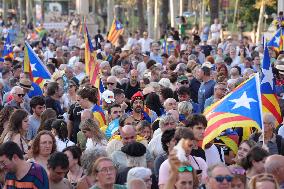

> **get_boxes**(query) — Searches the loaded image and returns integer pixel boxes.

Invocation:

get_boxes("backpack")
[251,132,284,155]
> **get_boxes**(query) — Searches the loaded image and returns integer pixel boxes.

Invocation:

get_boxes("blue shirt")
[198,80,216,112]
[150,53,163,64]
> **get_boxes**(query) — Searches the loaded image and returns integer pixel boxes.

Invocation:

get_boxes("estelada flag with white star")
[202,74,263,149]
[23,41,51,87]
[2,33,13,59]
[107,18,124,45]
[267,28,284,51]
[261,45,282,125]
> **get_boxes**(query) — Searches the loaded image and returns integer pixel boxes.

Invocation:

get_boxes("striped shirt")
[4,162,49,189]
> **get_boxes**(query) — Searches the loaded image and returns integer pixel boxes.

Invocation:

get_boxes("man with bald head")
[265,155,284,188]
[123,69,140,99]
[106,76,118,91]
[110,125,153,169]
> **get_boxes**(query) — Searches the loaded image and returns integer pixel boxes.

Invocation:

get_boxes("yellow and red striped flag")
[107,19,124,45]
[261,45,283,125]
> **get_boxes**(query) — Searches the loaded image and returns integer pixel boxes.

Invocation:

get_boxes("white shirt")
[148,133,164,158]
[138,38,153,52]
[86,138,107,151]
[210,23,221,40]
[230,56,242,67]
[68,56,80,67]
[204,144,224,167]
[75,72,86,82]
[55,136,75,152]
[44,49,54,62]
[137,61,147,80]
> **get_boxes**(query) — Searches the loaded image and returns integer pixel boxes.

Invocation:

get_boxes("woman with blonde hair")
[0,109,29,155]
[248,173,279,189]
[80,118,107,151]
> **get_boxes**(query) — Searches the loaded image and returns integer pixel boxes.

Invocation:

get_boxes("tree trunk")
[200,0,205,27]
[209,0,219,24]
[26,0,31,23]
[188,0,193,12]
[180,0,183,16]
[161,0,169,35]
[154,0,160,40]
[107,0,114,31]
[256,0,265,43]
[170,0,175,27]
[233,0,239,29]
[137,0,145,32]
[147,0,154,38]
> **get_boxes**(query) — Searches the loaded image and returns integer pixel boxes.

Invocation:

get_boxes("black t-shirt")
[45,96,64,117]
[68,103,83,143]
[191,147,206,161]
[201,45,213,57]
[122,82,140,100]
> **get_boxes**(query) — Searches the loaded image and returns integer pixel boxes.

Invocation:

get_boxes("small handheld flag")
[2,33,13,59]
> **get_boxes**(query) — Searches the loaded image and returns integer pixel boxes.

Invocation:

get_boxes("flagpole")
[255,72,266,148]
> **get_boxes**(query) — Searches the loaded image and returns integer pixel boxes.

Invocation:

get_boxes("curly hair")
[32,130,57,157]
[81,148,108,175]
[0,106,14,135]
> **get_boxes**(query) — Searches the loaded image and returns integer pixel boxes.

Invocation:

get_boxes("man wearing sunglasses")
[206,164,233,189]
[5,86,27,110]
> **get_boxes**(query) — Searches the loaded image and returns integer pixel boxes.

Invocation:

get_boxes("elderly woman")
[127,167,153,189]
[178,101,193,124]
[76,148,108,189]
[111,65,127,85]
[90,157,127,189]
[100,60,111,77]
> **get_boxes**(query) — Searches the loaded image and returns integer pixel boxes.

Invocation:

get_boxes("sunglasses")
[214,175,233,183]
[17,94,25,97]
[178,166,193,172]
[180,81,189,85]
[107,82,115,85]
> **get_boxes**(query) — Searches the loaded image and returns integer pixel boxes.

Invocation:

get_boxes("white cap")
[202,61,213,69]
[158,78,171,88]
[13,46,21,52]
[101,90,115,104]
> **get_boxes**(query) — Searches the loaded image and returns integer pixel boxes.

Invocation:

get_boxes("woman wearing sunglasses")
[165,149,199,189]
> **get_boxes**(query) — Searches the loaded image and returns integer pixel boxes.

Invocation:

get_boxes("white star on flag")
[30,63,37,71]
[274,36,280,45]
[261,67,274,89]
[5,44,11,51]
[229,91,257,110]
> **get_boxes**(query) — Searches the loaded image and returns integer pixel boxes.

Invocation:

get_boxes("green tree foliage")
[239,0,276,24]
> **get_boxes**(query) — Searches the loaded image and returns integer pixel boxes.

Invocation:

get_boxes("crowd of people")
[0,14,284,189]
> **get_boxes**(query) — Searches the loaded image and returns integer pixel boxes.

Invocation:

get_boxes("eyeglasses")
[214,175,233,183]
[17,94,25,97]
[178,166,193,172]
[97,166,116,174]
[180,81,189,85]
[107,82,115,85]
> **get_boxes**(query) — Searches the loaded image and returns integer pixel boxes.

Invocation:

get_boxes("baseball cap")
[177,75,188,83]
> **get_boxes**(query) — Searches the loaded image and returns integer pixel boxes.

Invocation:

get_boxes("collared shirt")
[258,134,279,155]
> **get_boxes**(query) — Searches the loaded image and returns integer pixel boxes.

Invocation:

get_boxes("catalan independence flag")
[261,45,282,125]
[84,20,104,102]
[202,74,263,149]
[24,41,51,87]
[107,19,124,45]
[267,28,284,51]
[2,34,13,59]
